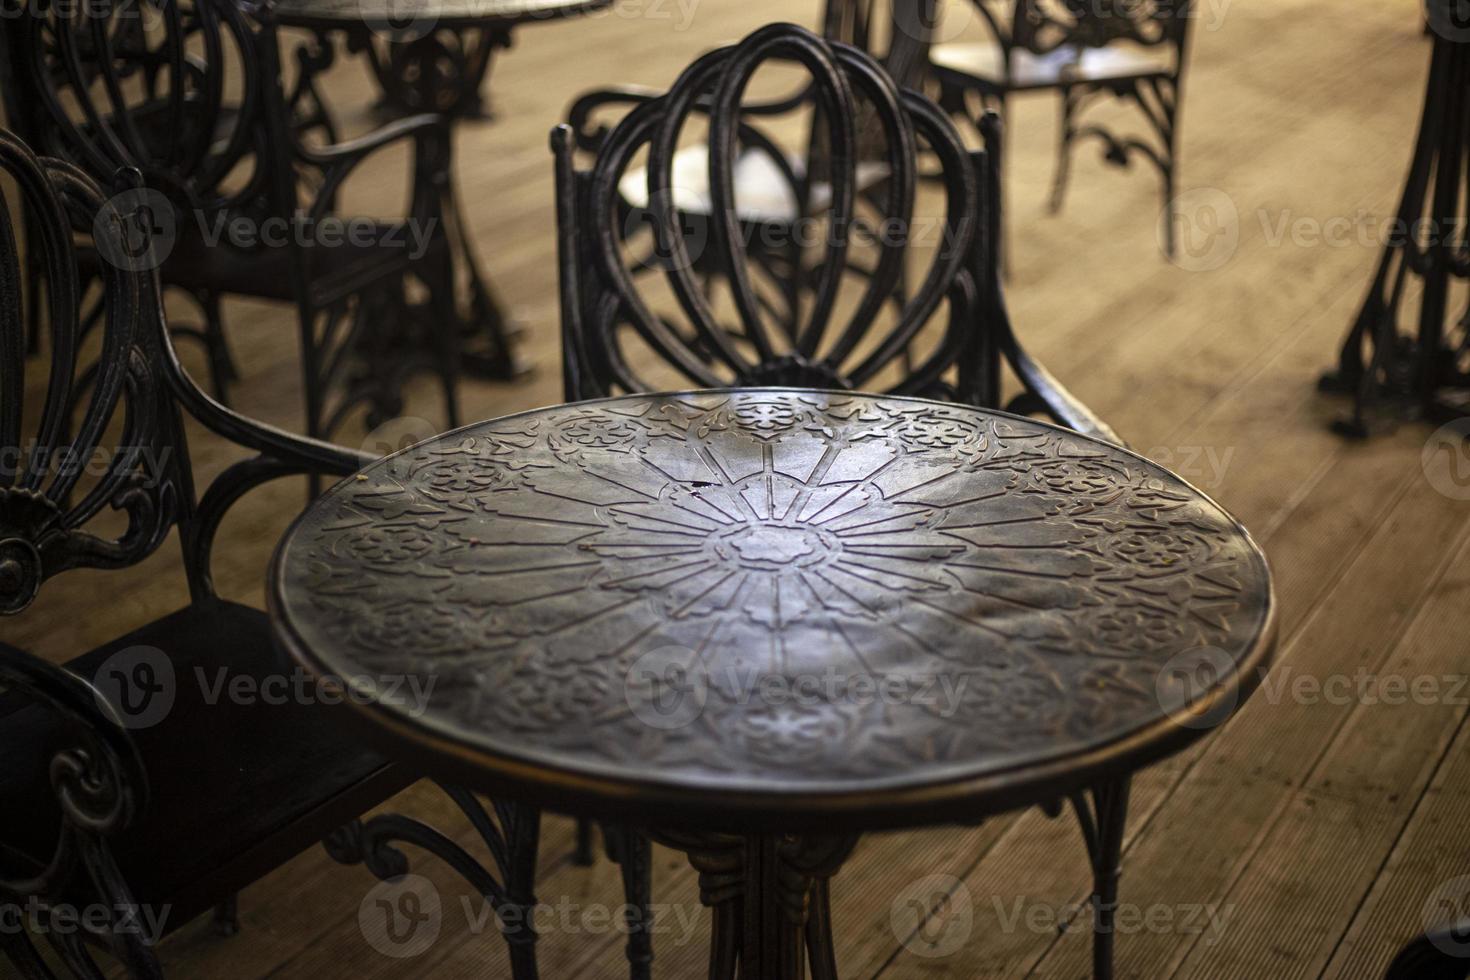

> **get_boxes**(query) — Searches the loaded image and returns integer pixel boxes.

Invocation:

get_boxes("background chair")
[928,0,1193,255]
[3,0,462,440]
[551,19,1124,976]
[0,129,414,978]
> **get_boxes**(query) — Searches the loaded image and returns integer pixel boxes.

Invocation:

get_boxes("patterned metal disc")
[271,390,1274,820]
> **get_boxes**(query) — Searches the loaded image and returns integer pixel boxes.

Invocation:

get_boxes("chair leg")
[1049,84,1079,215]
[604,825,654,980]
[573,817,596,866]
[805,878,839,980]
[296,301,326,498]
[1161,88,1181,260]
[212,894,239,937]
[1070,777,1131,980]
[425,263,463,430]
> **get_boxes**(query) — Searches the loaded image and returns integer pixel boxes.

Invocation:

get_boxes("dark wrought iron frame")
[0,132,454,978]
[1322,20,1470,434]
[5,0,468,442]
[929,0,1194,257]
[547,22,1130,978]
[561,0,938,337]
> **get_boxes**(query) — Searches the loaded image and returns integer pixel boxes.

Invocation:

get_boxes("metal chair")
[928,0,1193,255]
[0,129,422,978]
[551,20,1125,977]
[3,0,462,440]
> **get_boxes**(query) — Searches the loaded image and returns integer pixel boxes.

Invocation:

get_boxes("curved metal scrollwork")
[556,22,986,404]
[19,0,273,220]
[324,785,541,980]
[0,132,177,616]
[1011,0,1188,54]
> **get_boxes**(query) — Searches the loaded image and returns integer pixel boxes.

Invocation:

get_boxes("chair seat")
[929,41,1173,91]
[0,600,409,930]
[618,145,889,224]
[80,217,438,305]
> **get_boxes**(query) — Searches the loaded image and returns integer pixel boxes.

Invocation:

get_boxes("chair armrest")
[994,291,1125,447]
[294,112,453,225]
[1005,337,1125,447]
[0,645,146,896]
[566,86,665,152]
[154,278,372,477]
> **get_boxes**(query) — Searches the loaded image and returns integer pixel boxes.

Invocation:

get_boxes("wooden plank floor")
[9,0,1470,977]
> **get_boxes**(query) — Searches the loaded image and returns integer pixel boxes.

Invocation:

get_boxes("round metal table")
[270,389,1276,979]
[273,0,608,118]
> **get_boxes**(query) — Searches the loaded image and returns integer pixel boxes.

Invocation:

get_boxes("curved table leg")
[652,831,858,980]
[1071,776,1132,980]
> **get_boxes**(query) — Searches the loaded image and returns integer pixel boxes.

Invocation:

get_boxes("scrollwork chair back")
[13,0,284,230]
[554,22,1119,445]
[555,23,990,402]
[0,133,182,618]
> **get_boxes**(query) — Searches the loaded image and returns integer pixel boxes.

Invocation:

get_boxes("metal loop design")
[560,22,985,403]
[0,131,176,614]
[1011,0,1191,55]
[17,0,272,217]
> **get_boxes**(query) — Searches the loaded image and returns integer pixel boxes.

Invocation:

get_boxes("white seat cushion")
[929,41,1173,90]
[619,145,889,224]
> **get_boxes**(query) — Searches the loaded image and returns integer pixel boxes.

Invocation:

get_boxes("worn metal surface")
[273,389,1275,828]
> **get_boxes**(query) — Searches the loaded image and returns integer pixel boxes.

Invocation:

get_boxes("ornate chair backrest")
[0,125,367,618]
[1008,0,1193,56]
[5,0,296,224]
[0,130,186,616]
[554,23,999,405]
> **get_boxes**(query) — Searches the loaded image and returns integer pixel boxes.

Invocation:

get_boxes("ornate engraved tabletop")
[272,0,607,30]
[270,390,1275,830]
